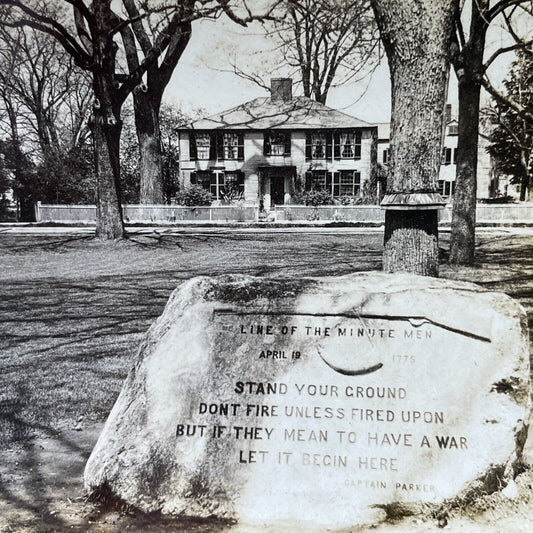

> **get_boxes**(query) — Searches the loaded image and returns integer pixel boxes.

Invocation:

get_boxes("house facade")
[177,79,378,209]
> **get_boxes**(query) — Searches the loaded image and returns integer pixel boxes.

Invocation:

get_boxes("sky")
[162,6,524,124]
[163,14,393,123]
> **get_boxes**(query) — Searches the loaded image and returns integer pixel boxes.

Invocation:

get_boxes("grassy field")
[1,228,533,532]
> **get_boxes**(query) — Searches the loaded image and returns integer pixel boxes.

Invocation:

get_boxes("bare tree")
[119,0,192,204]
[233,0,380,104]
[371,0,458,276]
[449,0,533,265]
[0,22,92,160]
[0,0,278,239]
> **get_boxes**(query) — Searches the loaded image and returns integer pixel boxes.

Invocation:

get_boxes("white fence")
[35,203,259,223]
[276,204,533,224]
[274,205,384,223]
[35,202,533,224]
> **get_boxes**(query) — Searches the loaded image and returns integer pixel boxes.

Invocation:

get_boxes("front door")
[270,176,285,206]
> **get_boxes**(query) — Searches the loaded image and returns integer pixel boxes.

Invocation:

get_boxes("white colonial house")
[177,79,378,209]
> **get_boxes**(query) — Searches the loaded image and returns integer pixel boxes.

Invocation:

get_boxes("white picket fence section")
[35,202,533,224]
[35,203,258,223]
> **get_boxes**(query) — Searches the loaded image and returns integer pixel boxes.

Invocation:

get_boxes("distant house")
[177,79,378,209]
[376,104,507,201]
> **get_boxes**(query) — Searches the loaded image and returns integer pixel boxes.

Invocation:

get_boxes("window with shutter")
[308,170,327,189]
[223,133,241,159]
[225,171,245,197]
[310,133,326,159]
[265,131,290,156]
[196,171,213,191]
[333,131,361,159]
[333,170,361,197]
[195,133,210,160]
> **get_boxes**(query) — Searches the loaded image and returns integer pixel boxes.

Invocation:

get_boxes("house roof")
[178,96,375,131]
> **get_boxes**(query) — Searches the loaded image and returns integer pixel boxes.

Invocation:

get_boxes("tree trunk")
[449,80,481,264]
[90,0,125,240]
[134,88,165,204]
[91,109,124,240]
[372,0,457,276]
[527,149,533,202]
[449,0,487,265]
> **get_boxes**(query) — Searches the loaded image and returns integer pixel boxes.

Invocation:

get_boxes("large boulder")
[85,273,530,529]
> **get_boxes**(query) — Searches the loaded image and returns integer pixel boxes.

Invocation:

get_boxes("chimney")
[271,78,292,102]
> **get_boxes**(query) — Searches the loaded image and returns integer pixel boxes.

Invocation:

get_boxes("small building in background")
[376,103,514,202]
[177,79,378,209]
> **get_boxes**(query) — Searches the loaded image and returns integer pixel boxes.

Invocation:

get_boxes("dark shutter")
[216,132,224,160]
[305,171,313,190]
[284,133,291,155]
[354,131,361,159]
[189,134,197,161]
[326,132,332,159]
[209,132,217,160]
[354,172,361,195]
[263,132,271,156]
[333,133,340,160]
[305,133,312,160]
[237,133,244,161]
[333,172,340,196]
[326,172,333,195]
[190,171,197,185]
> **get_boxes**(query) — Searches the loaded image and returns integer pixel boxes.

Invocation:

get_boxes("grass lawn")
[1,228,533,532]
[0,230,387,447]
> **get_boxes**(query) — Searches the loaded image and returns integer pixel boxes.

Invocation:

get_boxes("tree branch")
[484,40,533,72]
[482,74,533,122]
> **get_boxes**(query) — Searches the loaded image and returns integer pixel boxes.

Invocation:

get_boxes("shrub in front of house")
[293,188,334,206]
[175,185,212,206]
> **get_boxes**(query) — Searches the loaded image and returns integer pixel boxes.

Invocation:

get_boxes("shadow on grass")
[2,229,533,531]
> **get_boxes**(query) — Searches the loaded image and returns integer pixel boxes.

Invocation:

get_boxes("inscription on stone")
[84,273,530,528]
[174,311,489,505]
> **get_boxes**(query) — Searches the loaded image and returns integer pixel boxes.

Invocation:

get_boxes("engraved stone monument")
[85,272,530,529]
